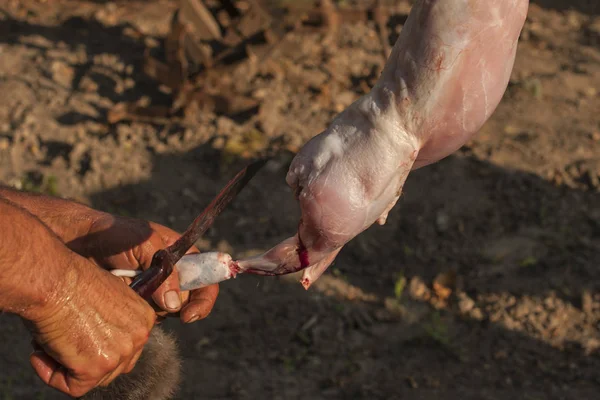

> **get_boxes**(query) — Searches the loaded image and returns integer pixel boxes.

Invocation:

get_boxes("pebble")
[408,276,431,301]
[457,292,475,314]
[470,308,484,321]
[513,301,531,319]
[50,60,74,87]
[584,87,597,97]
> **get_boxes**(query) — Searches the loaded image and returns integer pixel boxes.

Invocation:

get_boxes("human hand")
[25,252,156,398]
[1,197,157,397]
[69,213,219,323]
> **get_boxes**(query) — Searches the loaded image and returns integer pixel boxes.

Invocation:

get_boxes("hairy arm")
[0,196,74,318]
[0,197,155,397]
[0,186,103,244]
[0,186,219,319]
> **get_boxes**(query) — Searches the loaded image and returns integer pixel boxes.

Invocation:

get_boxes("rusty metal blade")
[130,159,267,299]
[166,158,268,263]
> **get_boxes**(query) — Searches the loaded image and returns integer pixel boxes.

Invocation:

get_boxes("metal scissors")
[129,159,267,301]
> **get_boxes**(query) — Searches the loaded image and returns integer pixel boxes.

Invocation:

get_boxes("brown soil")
[1,0,599,399]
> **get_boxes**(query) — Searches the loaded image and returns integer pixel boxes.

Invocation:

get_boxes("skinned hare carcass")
[85,1,529,399]
[237,0,530,289]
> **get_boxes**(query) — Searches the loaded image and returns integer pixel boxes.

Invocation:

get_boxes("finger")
[96,361,126,388]
[151,267,182,312]
[136,222,199,312]
[29,350,60,387]
[30,351,93,398]
[153,286,192,319]
[124,348,144,374]
[180,284,219,323]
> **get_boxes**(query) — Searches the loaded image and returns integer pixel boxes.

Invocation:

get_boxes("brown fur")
[79,327,181,400]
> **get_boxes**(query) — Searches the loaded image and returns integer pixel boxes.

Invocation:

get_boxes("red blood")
[301,277,311,290]
[296,239,310,269]
[229,261,241,278]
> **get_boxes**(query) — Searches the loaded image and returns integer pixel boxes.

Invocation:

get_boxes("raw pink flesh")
[235,0,530,288]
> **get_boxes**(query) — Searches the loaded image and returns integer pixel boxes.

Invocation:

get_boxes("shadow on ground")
[78,143,600,399]
[1,149,598,399]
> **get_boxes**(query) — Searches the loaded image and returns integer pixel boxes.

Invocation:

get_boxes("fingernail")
[164,291,181,310]
[187,316,199,324]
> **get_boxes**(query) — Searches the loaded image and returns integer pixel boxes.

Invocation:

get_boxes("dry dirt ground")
[1,0,600,399]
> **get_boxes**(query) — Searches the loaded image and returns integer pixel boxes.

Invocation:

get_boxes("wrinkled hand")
[25,254,156,397]
[69,213,219,323]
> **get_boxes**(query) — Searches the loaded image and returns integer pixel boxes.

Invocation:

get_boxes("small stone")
[406,376,418,389]
[216,9,231,27]
[543,296,556,310]
[0,137,9,150]
[457,292,475,314]
[583,338,600,355]
[144,37,159,48]
[408,276,431,301]
[28,142,41,157]
[95,2,118,25]
[50,60,74,87]
[433,270,456,301]
[584,87,597,97]
[212,136,225,149]
[216,116,237,136]
[124,77,135,90]
[252,88,267,99]
[513,302,530,319]
[470,308,484,321]
[80,76,98,92]
[566,12,582,29]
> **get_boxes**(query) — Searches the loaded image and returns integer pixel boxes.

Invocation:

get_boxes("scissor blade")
[167,159,268,263]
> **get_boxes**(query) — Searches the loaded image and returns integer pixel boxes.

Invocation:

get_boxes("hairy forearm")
[0,197,81,320]
[0,186,105,243]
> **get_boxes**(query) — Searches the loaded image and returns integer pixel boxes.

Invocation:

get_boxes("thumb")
[151,268,184,312]
[30,350,58,386]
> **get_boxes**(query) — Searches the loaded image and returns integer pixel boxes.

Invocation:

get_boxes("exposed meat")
[236,0,530,288]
